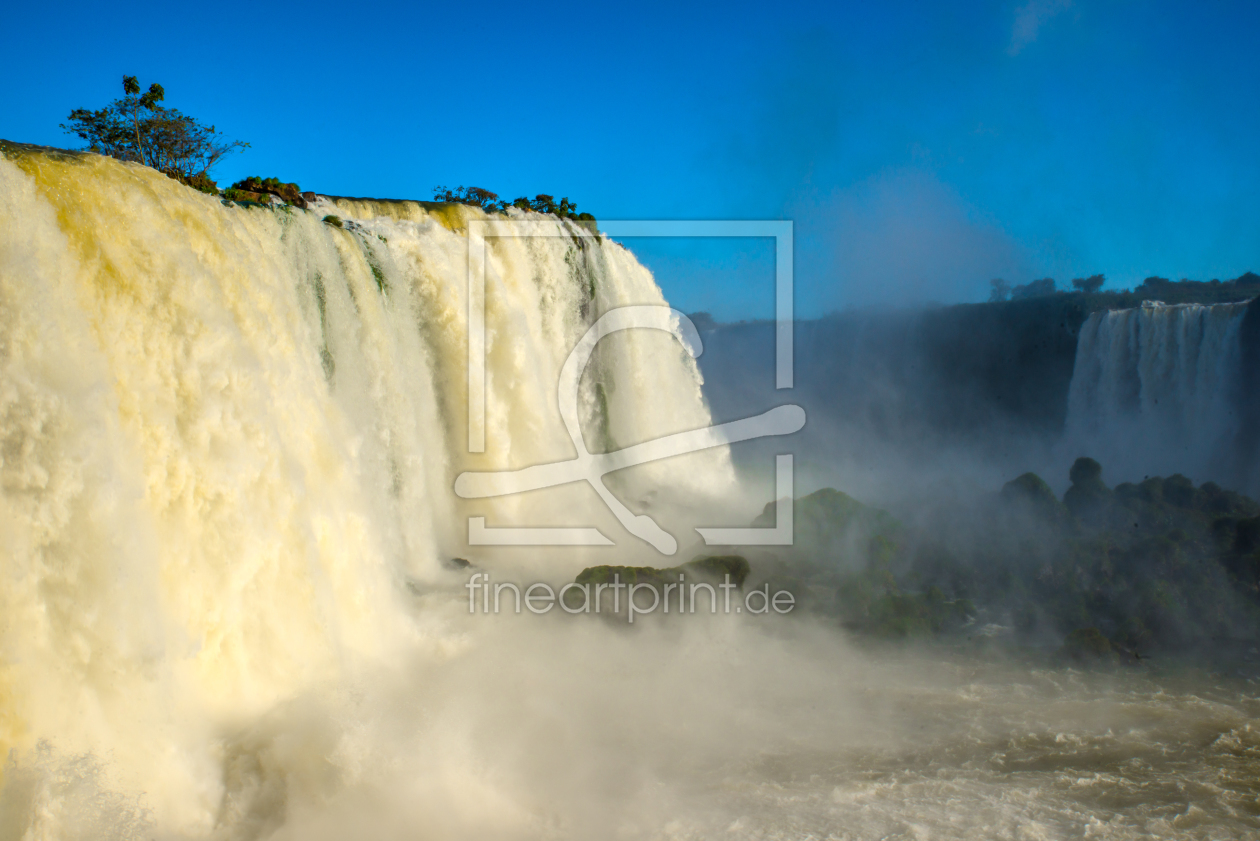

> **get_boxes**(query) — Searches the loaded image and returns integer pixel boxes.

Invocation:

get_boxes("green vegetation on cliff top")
[986,272,1260,310]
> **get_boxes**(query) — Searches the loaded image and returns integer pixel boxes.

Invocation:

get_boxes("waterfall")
[0,145,734,836]
[1061,299,1250,485]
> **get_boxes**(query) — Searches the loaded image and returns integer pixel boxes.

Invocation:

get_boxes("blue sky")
[3,0,1257,319]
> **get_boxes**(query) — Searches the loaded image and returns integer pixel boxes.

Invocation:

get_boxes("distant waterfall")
[1062,300,1251,485]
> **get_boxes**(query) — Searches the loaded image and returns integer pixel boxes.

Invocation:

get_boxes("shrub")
[432,185,501,210]
[179,171,218,195]
[433,185,596,222]
[1072,274,1105,294]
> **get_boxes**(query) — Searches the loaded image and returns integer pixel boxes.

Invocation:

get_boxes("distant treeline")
[990,271,1260,307]
[432,185,595,223]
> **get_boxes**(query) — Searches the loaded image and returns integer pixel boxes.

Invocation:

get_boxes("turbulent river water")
[0,145,1257,840]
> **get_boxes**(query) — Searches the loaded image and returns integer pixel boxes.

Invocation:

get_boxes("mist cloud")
[812,169,1028,309]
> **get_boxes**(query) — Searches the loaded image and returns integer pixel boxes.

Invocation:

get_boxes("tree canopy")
[62,76,248,183]
[1071,274,1105,293]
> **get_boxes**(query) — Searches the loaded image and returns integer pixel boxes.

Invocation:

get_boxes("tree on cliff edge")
[1071,274,1105,294]
[62,76,248,187]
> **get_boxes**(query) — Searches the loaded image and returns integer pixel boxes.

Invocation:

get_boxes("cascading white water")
[1061,299,1250,484]
[0,145,736,837]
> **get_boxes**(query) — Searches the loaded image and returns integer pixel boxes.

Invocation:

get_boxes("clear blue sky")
[3,1,1257,319]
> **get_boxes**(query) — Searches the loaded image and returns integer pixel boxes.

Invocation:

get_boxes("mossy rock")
[231,176,308,208]
[574,565,675,588]
[573,555,751,592]
[223,187,272,204]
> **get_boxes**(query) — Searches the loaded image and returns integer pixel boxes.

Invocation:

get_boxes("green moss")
[592,380,614,453]
[574,565,673,587]
[311,271,334,383]
[322,214,343,227]
[573,555,751,597]
[368,260,387,293]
